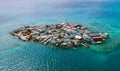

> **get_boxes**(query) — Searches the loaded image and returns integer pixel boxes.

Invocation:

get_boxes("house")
[89,33,103,44]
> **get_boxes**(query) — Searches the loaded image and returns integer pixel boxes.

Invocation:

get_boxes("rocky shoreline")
[10,22,109,48]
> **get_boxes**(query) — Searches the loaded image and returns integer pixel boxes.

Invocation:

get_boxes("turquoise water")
[0,0,120,71]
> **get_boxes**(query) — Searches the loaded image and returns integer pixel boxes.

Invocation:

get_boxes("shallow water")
[0,0,120,71]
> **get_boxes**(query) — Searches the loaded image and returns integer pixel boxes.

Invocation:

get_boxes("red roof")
[92,36,102,39]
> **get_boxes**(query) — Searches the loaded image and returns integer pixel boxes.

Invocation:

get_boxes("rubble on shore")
[10,22,109,48]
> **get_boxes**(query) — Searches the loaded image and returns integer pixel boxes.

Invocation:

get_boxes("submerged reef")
[10,22,109,48]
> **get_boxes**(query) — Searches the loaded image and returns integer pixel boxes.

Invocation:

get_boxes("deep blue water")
[0,0,120,71]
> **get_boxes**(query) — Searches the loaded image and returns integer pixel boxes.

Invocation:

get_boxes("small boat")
[81,43,89,48]
[73,47,77,49]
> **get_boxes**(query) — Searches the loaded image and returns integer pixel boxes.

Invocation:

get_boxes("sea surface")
[0,0,120,71]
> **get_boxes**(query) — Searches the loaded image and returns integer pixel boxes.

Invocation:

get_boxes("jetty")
[10,22,109,48]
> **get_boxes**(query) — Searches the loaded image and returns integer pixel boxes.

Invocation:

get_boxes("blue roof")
[71,32,79,36]
[89,33,101,37]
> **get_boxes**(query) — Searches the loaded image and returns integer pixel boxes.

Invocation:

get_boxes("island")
[10,22,109,48]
